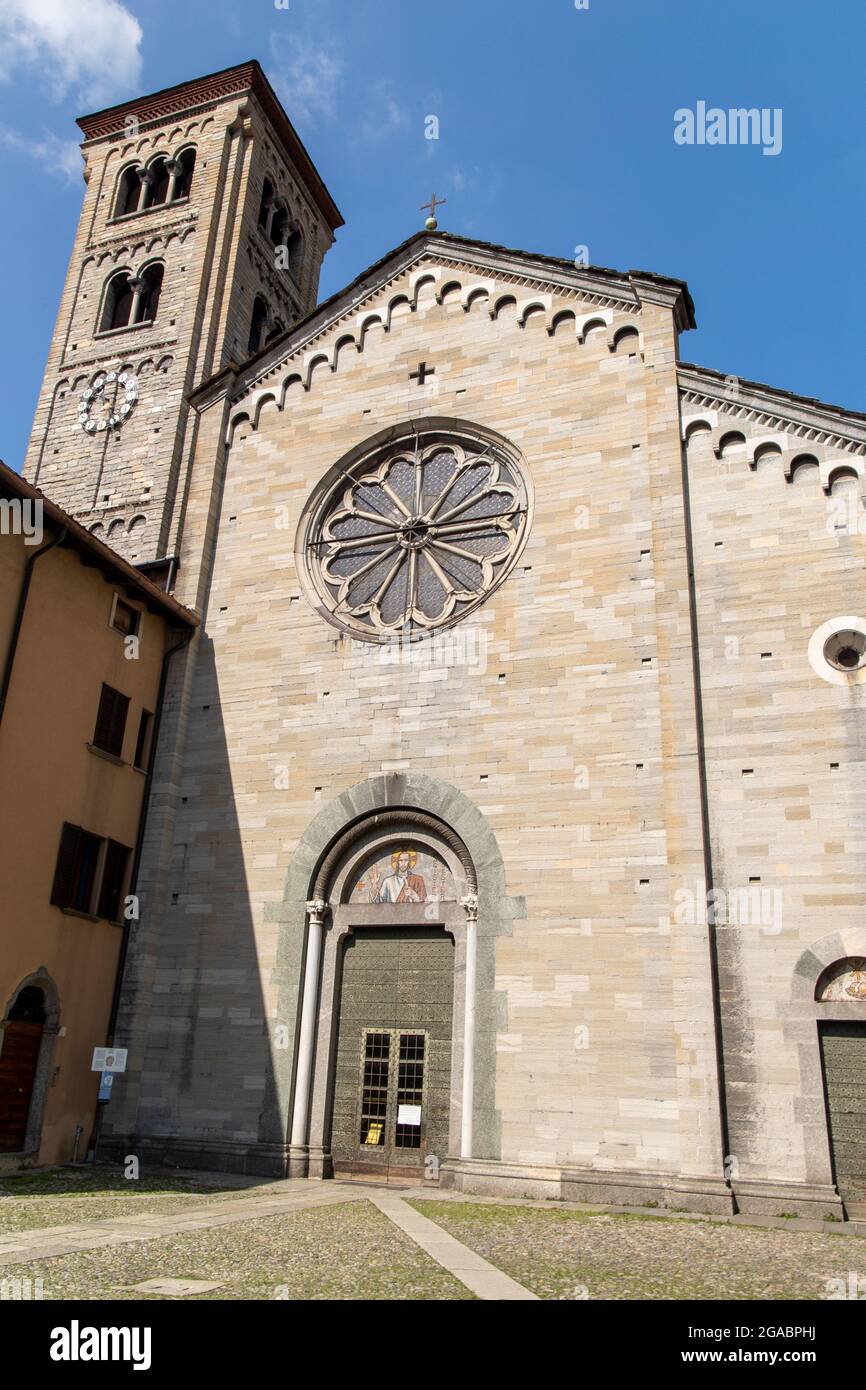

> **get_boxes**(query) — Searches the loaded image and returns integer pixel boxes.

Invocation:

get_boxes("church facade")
[23,62,866,1215]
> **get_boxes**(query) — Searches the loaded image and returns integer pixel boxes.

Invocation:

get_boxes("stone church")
[23,60,866,1215]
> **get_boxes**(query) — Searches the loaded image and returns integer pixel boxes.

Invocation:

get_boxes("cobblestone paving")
[411,1201,866,1301]
[0,1169,262,1234]
[0,1201,474,1300]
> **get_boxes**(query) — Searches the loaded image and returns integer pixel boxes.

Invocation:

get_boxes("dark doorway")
[0,987,47,1153]
[820,1021,866,1203]
[330,928,454,1182]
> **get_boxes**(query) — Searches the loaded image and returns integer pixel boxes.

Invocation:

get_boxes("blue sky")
[1,0,864,469]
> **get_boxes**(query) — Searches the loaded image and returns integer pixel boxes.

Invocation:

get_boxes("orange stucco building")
[0,461,197,1169]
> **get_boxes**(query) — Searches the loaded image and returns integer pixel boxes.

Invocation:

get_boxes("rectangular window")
[395,1033,425,1149]
[92,684,130,759]
[72,833,102,913]
[133,709,153,770]
[359,1032,390,1147]
[111,596,141,637]
[97,840,130,922]
[50,823,129,920]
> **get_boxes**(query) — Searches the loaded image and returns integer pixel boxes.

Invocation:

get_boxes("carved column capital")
[306,898,327,924]
[460,893,479,921]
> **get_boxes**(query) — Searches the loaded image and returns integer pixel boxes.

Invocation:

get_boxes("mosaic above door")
[349,845,457,905]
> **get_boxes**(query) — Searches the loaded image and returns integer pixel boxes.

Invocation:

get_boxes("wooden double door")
[330,928,454,1182]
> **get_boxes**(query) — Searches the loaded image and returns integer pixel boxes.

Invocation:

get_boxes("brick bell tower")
[23,60,343,571]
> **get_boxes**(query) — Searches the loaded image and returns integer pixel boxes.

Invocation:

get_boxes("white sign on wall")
[91,1047,128,1073]
[397,1104,422,1126]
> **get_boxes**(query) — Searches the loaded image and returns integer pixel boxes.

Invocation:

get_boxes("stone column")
[460,894,478,1159]
[165,158,182,204]
[135,168,153,213]
[127,277,145,328]
[288,898,327,1175]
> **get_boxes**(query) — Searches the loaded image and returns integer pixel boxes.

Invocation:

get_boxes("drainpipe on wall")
[0,525,68,729]
[87,620,196,1160]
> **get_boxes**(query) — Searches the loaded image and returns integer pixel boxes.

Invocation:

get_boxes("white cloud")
[0,124,81,180]
[354,79,409,144]
[268,34,409,144]
[268,33,345,128]
[0,0,143,106]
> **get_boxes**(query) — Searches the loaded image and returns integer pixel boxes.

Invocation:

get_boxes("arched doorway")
[276,774,522,1186]
[288,806,478,1183]
[816,958,866,1205]
[0,986,47,1153]
[324,827,467,1184]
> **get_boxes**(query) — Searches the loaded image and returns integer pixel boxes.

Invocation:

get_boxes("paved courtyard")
[0,1168,864,1301]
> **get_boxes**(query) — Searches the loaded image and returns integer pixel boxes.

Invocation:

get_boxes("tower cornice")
[76,59,343,233]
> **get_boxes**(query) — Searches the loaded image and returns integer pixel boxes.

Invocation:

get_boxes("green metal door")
[820,1022,866,1202]
[330,928,454,1181]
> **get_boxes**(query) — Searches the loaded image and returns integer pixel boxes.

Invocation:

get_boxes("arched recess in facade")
[264,773,525,1180]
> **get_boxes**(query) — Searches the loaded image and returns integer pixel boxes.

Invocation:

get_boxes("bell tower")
[23,60,342,570]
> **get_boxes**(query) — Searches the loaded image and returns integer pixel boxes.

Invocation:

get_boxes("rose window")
[302,431,529,640]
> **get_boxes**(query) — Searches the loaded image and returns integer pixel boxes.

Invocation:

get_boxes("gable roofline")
[76,59,343,233]
[188,230,696,409]
[0,460,199,628]
[679,362,866,445]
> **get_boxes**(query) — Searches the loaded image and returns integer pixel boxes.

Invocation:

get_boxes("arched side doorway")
[791,934,866,1214]
[0,975,59,1156]
[270,775,524,1184]
[815,958,866,1206]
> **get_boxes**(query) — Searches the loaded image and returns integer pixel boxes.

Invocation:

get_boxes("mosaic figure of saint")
[374,848,427,904]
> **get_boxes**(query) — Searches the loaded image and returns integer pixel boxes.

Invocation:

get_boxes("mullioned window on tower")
[98,263,164,333]
[114,148,196,219]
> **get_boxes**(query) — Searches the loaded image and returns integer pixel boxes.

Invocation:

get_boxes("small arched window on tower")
[101,270,136,331]
[137,263,163,324]
[270,203,288,248]
[115,164,141,218]
[171,147,196,201]
[99,263,163,333]
[258,178,275,233]
[144,157,171,209]
[286,226,303,278]
[248,295,270,354]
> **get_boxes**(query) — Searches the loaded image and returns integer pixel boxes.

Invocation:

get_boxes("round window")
[823,628,866,673]
[299,426,530,642]
[808,617,866,685]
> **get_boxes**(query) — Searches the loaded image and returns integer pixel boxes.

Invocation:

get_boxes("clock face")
[78,371,138,434]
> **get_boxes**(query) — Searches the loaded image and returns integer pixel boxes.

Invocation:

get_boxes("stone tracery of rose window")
[305,434,528,640]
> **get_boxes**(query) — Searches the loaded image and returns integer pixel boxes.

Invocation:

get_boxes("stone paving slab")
[371,1195,537,1301]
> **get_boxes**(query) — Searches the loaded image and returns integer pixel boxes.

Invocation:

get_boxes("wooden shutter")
[93,684,130,758]
[50,823,82,907]
[97,840,130,922]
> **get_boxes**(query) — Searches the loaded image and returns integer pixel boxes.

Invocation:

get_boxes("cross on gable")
[420,193,447,221]
[409,361,435,386]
